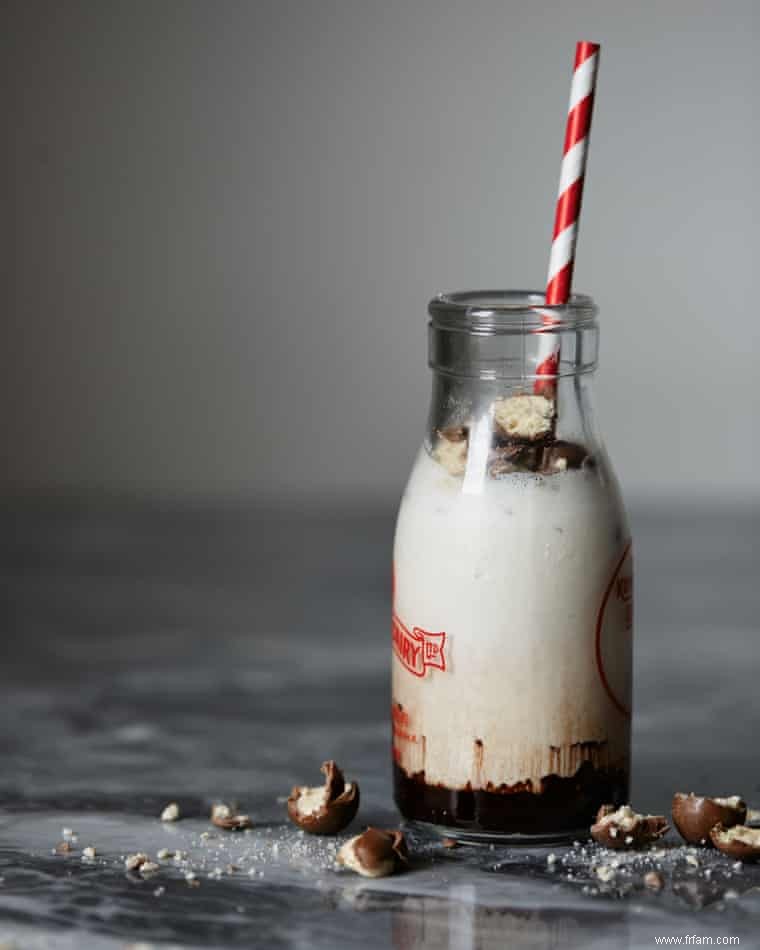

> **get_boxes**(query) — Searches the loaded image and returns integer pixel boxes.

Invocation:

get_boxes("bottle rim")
[429,289,597,333]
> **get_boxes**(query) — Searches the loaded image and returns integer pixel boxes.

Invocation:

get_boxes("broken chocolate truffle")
[672,793,747,846]
[337,827,409,878]
[709,824,760,861]
[590,804,669,849]
[287,760,360,835]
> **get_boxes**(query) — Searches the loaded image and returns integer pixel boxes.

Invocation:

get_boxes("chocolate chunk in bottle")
[540,440,589,473]
[488,441,544,476]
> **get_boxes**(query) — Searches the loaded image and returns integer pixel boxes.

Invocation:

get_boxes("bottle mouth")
[428,289,599,379]
[429,290,597,333]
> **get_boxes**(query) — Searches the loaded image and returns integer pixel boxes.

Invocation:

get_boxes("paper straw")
[535,41,600,396]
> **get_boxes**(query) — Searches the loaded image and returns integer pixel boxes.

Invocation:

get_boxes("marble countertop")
[1,502,758,949]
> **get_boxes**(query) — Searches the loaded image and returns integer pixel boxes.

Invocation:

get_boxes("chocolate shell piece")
[709,823,760,861]
[337,827,409,878]
[672,793,747,846]
[590,804,669,849]
[210,803,253,831]
[488,442,544,476]
[489,437,590,476]
[287,760,360,835]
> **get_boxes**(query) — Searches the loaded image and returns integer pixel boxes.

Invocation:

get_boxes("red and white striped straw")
[535,41,600,395]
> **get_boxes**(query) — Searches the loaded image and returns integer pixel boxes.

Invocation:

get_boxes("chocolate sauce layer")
[394,761,628,835]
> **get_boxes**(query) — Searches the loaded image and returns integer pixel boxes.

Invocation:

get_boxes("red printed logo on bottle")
[595,540,633,718]
[392,613,447,678]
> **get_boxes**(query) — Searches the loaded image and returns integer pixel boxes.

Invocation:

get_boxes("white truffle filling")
[716,826,760,846]
[596,805,648,832]
[294,782,352,817]
[713,796,744,809]
[492,395,555,440]
[294,785,329,816]
[161,802,180,822]
[433,435,468,476]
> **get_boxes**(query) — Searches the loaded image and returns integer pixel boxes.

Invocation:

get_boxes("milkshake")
[391,291,632,841]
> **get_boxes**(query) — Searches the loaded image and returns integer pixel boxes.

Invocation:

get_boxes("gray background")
[3,0,759,506]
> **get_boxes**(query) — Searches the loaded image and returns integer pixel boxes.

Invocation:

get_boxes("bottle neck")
[428,372,601,450]
[423,291,605,483]
[428,320,599,383]
[428,290,599,383]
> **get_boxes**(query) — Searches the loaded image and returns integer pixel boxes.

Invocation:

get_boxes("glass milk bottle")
[391,291,632,843]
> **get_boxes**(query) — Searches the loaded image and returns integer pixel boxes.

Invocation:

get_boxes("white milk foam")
[392,446,631,791]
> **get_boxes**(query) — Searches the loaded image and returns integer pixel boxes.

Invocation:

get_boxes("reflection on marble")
[0,503,758,948]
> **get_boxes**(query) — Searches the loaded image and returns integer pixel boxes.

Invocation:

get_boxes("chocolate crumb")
[211,803,253,831]
[644,870,665,891]
[437,426,468,443]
